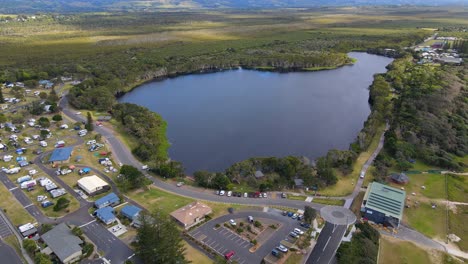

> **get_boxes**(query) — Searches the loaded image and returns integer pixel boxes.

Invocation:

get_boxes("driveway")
[189,209,307,264]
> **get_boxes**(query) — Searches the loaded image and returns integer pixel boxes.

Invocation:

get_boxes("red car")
[224,250,235,260]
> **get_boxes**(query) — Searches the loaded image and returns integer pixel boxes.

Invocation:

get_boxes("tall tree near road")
[135,211,188,264]
[0,88,4,103]
[85,112,94,131]
[304,206,317,224]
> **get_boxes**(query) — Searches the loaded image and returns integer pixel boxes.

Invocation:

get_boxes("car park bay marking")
[79,220,96,228]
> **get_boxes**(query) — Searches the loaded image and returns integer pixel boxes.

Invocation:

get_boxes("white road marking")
[79,220,96,228]
[8,187,18,191]
[23,204,33,208]
[323,236,332,252]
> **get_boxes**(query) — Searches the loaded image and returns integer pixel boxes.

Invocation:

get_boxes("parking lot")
[0,214,13,239]
[189,209,306,263]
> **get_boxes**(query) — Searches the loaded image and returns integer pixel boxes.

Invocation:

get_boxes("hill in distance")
[0,0,465,13]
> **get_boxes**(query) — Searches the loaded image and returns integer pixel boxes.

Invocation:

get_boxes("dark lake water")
[119,52,393,173]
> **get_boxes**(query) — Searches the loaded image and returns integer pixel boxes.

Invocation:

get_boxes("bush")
[269,224,277,229]
[215,223,220,228]
[236,227,243,233]
[254,221,262,228]
[53,197,70,211]
[252,239,257,245]
[82,243,94,258]
[239,222,244,227]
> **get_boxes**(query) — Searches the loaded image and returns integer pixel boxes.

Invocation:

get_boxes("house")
[254,170,264,179]
[41,223,83,264]
[121,205,142,222]
[170,201,212,229]
[361,182,406,228]
[18,223,38,238]
[95,206,116,225]
[390,173,409,185]
[48,147,74,164]
[77,175,110,196]
[294,178,304,188]
[94,192,120,209]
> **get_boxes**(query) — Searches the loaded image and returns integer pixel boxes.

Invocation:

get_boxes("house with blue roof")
[49,147,74,164]
[95,207,116,225]
[121,205,142,221]
[94,193,120,209]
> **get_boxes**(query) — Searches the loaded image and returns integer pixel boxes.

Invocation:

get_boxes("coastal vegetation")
[336,222,380,264]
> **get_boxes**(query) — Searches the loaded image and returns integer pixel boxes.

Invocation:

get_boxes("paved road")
[307,223,347,264]
[0,240,23,264]
[189,209,306,264]
[343,122,389,209]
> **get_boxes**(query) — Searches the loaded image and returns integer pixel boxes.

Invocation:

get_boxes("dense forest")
[336,223,380,264]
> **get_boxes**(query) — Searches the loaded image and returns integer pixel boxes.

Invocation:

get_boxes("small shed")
[254,170,264,179]
[390,173,409,185]
[294,178,304,188]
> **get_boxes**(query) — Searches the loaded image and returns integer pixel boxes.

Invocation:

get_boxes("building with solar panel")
[361,181,406,228]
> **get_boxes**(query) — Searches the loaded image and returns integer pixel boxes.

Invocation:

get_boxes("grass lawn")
[379,236,433,264]
[204,202,258,218]
[388,173,445,199]
[287,194,307,201]
[319,124,386,196]
[312,198,345,206]
[448,205,468,252]
[128,186,195,215]
[350,191,365,217]
[447,175,467,202]
[404,203,446,240]
[0,183,34,225]
[284,252,304,264]
[183,241,213,264]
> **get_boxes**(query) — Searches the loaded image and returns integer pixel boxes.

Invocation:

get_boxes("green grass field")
[379,236,434,264]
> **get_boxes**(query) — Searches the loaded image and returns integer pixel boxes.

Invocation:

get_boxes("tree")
[23,239,37,255]
[85,112,94,131]
[38,117,50,128]
[40,224,53,234]
[34,252,52,264]
[119,165,147,191]
[40,129,50,139]
[39,92,47,99]
[72,226,83,237]
[0,113,7,124]
[304,206,316,224]
[135,211,188,264]
[52,114,62,122]
[153,161,184,179]
[53,197,70,211]
[47,88,59,103]
[0,88,4,103]
[29,101,45,115]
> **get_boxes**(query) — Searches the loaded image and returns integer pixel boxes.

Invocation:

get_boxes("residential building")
[361,182,406,228]
[77,175,110,196]
[95,206,116,225]
[170,201,212,229]
[390,173,409,185]
[94,192,120,209]
[41,223,83,264]
[120,205,142,222]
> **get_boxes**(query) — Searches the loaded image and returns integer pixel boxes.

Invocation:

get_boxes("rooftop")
[170,201,212,226]
[48,147,73,162]
[78,175,109,191]
[364,182,406,220]
[121,205,142,219]
[94,192,119,207]
[95,206,115,222]
[41,223,83,263]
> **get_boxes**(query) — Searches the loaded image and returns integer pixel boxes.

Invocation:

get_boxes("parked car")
[262,192,267,198]
[271,249,280,257]
[41,201,54,208]
[227,191,232,197]
[289,232,298,238]
[300,222,311,229]
[176,182,183,187]
[248,216,254,223]
[281,192,287,198]
[224,250,235,260]
[219,190,225,196]
[244,192,248,198]
[360,172,365,179]
[229,219,236,226]
[277,245,288,253]
[294,228,304,235]
[287,212,294,217]
[292,213,298,219]
[282,211,288,216]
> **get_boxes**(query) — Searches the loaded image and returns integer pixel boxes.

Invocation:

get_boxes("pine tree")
[85,112,94,131]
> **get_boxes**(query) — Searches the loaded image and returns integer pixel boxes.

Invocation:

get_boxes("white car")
[294,228,304,235]
[112,225,122,232]
[277,245,288,253]
[75,112,81,115]
[229,219,236,226]
[86,140,96,145]
[176,182,183,187]
[227,191,232,197]
[262,192,268,198]
[219,190,225,196]
[360,172,365,179]
[28,169,37,175]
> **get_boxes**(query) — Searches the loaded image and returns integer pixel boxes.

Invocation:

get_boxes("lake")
[119,52,393,173]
